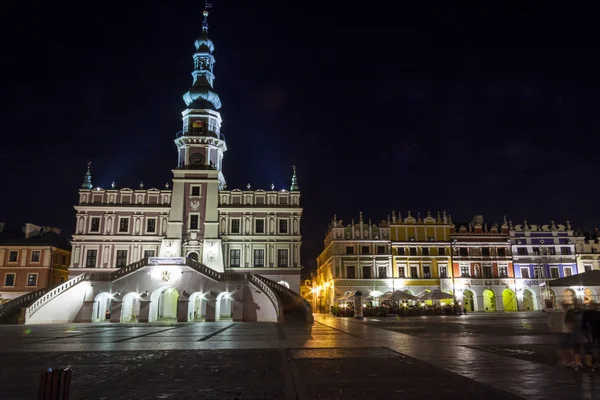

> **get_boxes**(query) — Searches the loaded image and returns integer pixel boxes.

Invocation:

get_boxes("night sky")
[2,1,599,273]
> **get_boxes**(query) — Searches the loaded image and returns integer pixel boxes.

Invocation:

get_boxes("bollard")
[354,290,363,319]
[38,367,72,400]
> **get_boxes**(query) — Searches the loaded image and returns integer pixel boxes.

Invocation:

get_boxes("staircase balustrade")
[248,274,284,322]
[25,274,89,319]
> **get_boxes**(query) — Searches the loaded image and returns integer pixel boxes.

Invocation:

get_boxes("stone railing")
[111,258,149,281]
[250,274,314,323]
[186,258,228,282]
[247,274,284,322]
[25,274,89,320]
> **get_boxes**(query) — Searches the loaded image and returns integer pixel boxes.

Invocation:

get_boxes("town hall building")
[0,6,311,325]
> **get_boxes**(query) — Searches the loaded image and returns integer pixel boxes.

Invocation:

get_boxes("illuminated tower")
[161,5,226,272]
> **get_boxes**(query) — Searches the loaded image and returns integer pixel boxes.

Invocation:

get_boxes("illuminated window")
[192,120,204,135]
[27,274,38,287]
[498,266,508,277]
[31,251,41,262]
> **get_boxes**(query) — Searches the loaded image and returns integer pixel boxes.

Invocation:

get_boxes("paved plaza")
[0,313,598,399]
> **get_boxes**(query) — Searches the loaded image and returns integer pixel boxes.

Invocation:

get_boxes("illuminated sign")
[149,257,186,266]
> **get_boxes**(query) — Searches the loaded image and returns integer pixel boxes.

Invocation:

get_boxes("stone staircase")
[0,273,89,324]
[250,274,314,323]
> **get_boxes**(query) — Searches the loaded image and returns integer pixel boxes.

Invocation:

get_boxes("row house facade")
[315,212,591,312]
[0,223,71,302]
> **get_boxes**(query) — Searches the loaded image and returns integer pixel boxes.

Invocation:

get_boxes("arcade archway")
[188,292,205,321]
[502,289,517,311]
[92,292,111,322]
[483,289,496,312]
[523,289,536,311]
[463,289,475,312]
[149,287,180,322]
[216,292,232,321]
[121,292,140,322]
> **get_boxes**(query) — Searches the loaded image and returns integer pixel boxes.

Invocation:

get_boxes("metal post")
[354,290,363,319]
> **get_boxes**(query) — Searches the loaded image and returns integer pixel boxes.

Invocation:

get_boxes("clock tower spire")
[175,3,227,190]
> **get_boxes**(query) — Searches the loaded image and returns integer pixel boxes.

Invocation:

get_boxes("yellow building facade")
[390,211,453,294]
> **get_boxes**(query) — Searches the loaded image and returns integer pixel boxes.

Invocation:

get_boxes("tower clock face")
[190,153,205,166]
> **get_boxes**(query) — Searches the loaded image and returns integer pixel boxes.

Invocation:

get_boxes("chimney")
[23,223,42,239]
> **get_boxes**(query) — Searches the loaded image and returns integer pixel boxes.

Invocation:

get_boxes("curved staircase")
[250,274,314,323]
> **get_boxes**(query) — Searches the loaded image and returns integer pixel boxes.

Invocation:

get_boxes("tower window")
[146,218,156,233]
[90,217,100,233]
[279,220,288,234]
[119,218,129,233]
[191,186,201,196]
[255,219,265,234]
[231,219,240,234]
[190,214,199,230]
[192,120,204,135]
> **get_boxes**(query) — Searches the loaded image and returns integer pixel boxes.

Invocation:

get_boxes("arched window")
[192,120,204,136]
[188,252,199,262]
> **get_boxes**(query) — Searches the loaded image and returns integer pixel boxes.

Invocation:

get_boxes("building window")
[253,249,265,267]
[62,255,67,264]
[190,214,199,230]
[423,265,431,278]
[410,265,419,278]
[362,266,371,279]
[255,219,265,234]
[397,247,405,256]
[377,246,385,255]
[231,219,240,234]
[116,250,128,268]
[279,220,288,234]
[147,219,156,233]
[533,267,543,279]
[517,248,528,256]
[483,265,492,279]
[4,273,15,287]
[482,247,490,257]
[497,248,506,257]
[422,247,429,256]
[398,266,406,278]
[409,248,417,256]
[144,250,155,259]
[278,249,288,267]
[191,186,201,196]
[27,274,37,287]
[346,266,356,278]
[90,217,100,233]
[439,265,447,278]
[560,247,572,255]
[459,248,468,256]
[346,246,354,255]
[438,247,446,256]
[119,218,129,233]
[547,247,556,255]
[498,266,508,277]
[379,267,387,278]
[521,267,530,279]
[361,246,370,255]
[585,264,593,272]
[230,249,241,267]
[8,251,18,262]
[532,247,540,255]
[460,266,470,277]
[550,267,559,278]
[31,251,41,262]
[564,267,573,277]
[86,250,97,268]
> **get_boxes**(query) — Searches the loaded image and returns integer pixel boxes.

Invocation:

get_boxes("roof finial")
[290,165,300,191]
[202,1,212,33]
[81,162,92,189]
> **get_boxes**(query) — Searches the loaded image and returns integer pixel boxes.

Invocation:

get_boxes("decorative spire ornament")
[359,211,363,223]
[567,220,572,230]
[290,165,300,191]
[551,220,556,230]
[139,182,144,189]
[165,182,170,189]
[437,211,442,223]
[392,210,397,223]
[111,182,116,189]
[417,212,422,223]
[81,162,92,189]
[270,183,275,190]
[246,183,251,190]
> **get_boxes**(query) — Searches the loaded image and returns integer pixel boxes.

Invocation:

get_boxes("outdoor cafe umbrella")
[388,290,418,301]
[419,290,454,301]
